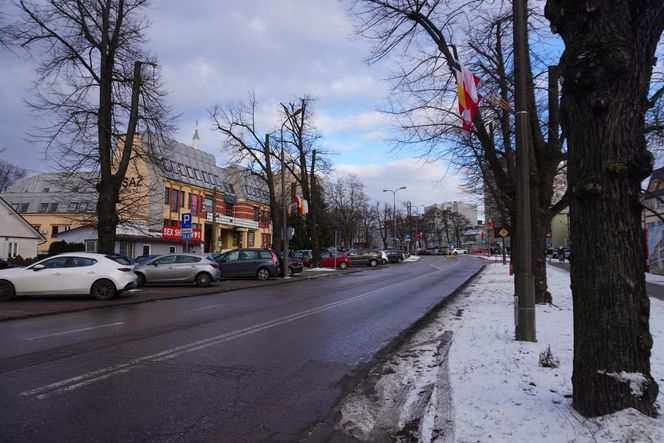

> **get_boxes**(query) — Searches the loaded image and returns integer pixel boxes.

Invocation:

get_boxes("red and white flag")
[455,63,481,131]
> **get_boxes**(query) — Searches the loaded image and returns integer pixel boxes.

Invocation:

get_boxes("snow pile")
[448,263,664,442]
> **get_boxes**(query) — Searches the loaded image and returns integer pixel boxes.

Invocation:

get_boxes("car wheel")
[195,272,212,287]
[288,267,294,277]
[91,279,117,301]
[257,267,271,280]
[339,262,347,270]
[135,273,146,288]
[0,280,16,302]
[369,259,377,267]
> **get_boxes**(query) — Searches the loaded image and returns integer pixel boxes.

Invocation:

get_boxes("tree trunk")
[546,0,661,417]
[96,186,119,253]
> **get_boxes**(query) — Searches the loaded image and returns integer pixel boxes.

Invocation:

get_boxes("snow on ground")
[646,272,664,285]
[448,262,664,442]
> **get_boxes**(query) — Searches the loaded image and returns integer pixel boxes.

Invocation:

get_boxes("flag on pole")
[455,62,481,131]
[293,195,309,216]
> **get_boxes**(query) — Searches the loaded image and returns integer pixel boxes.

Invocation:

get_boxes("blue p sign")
[181,213,192,229]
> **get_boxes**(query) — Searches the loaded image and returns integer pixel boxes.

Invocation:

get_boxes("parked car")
[134,254,159,265]
[0,252,138,301]
[302,251,351,269]
[452,248,468,255]
[212,248,280,280]
[293,250,313,261]
[134,253,220,287]
[0,258,20,270]
[346,249,384,267]
[384,249,407,263]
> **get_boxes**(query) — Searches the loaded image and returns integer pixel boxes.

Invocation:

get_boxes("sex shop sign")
[162,226,202,240]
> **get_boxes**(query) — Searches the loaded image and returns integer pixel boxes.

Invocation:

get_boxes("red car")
[302,251,350,269]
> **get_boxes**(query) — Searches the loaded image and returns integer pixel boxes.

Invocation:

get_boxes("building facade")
[0,197,46,259]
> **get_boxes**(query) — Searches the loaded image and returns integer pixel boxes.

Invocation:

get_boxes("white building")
[0,197,46,260]
[426,201,478,226]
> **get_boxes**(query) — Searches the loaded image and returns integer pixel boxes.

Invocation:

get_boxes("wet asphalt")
[0,255,485,442]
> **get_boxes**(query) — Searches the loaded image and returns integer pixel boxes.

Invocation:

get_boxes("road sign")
[181,232,192,241]
[405,234,411,241]
[181,213,192,229]
[499,228,509,238]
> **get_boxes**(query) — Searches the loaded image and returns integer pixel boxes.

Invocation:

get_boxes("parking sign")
[181,213,192,229]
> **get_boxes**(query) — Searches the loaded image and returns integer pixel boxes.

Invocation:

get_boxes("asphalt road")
[0,255,484,442]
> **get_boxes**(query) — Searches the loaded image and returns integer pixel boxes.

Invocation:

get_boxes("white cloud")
[334,158,470,208]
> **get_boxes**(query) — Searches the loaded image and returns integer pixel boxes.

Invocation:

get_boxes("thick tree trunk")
[96,187,119,253]
[546,0,661,417]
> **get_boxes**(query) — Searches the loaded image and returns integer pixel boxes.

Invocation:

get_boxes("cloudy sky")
[0,0,471,214]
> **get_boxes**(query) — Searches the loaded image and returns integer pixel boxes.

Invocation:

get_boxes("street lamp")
[383,186,406,248]
[280,107,303,278]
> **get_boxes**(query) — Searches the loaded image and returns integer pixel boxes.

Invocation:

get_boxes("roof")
[0,197,46,241]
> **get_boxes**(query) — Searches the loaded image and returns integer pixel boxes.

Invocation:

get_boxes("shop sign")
[162,226,201,240]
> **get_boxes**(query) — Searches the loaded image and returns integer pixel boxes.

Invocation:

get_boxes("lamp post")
[383,186,406,248]
[280,107,303,278]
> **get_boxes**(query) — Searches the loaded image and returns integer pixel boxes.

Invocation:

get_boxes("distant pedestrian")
[558,246,565,263]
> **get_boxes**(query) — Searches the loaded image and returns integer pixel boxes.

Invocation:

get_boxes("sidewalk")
[0,267,361,322]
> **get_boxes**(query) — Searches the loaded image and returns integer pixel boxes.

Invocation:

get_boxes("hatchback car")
[346,249,384,267]
[302,251,351,269]
[384,249,407,263]
[213,248,280,280]
[0,252,137,301]
[133,253,220,287]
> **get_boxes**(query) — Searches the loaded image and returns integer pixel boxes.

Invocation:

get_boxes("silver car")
[133,253,221,287]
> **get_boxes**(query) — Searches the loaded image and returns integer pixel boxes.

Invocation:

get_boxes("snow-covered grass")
[448,263,664,442]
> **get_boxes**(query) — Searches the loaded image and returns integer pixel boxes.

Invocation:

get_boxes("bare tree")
[545,0,663,417]
[280,98,331,267]
[348,0,568,303]
[210,94,282,251]
[0,149,27,192]
[326,174,370,248]
[9,0,173,253]
[449,211,470,246]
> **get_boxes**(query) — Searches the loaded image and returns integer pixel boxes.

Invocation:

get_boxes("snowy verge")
[448,263,664,443]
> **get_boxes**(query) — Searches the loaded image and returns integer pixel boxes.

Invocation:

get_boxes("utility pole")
[513,0,536,341]
[383,186,406,248]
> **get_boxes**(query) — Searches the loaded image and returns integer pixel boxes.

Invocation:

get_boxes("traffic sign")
[181,232,192,241]
[499,228,509,238]
[181,213,192,229]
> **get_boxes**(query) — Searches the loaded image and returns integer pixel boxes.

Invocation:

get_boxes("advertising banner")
[162,226,201,240]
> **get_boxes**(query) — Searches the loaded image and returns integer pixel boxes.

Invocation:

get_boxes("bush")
[9,255,39,266]
[48,241,85,256]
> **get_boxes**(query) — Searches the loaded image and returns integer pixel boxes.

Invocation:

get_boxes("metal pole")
[513,0,536,341]
[392,192,397,248]
[280,128,289,278]
[212,186,217,253]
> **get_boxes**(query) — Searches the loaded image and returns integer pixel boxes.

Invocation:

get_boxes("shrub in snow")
[539,346,559,368]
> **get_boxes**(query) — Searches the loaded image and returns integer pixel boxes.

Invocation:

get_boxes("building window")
[177,163,187,176]
[8,242,18,258]
[225,202,234,217]
[69,202,79,212]
[170,189,178,212]
[169,246,176,253]
[202,172,210,183]
[42,188,50,193]
[164,187,170,204]
[181,190,186,208]
[187,166,195,178]
[247,231,255,247]
[80,202,90,212]
[38,202,48,212]
[119,241,134,258]
[162,159,172,172]
[142,245,151,255]
[204,195,213,213]
[19,203,29,213]
[11,203,19,211]
[232,232,240,247]
[253,207,260,221]
[85,239,98,252]
[51,226,59,236]
[48,203,59,212]
[194,169,202,180]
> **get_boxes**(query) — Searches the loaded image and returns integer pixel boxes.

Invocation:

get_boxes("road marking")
[25,323,124,341]
[184,303,226,312]
[21,271,437,399]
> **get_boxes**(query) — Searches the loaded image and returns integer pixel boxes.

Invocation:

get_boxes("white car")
[452,248,468,255]
[0,252,138,301]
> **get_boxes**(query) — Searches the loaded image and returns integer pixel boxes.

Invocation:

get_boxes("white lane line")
[184,304,226,312]
[22,271,437,399]
[26,323,124,341]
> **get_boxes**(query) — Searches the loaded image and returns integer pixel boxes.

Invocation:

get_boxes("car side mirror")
[32,264,45,271]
